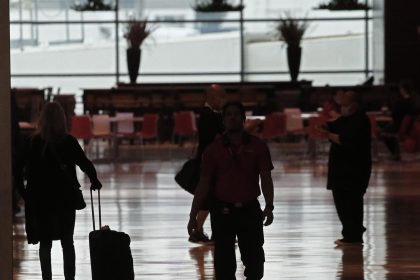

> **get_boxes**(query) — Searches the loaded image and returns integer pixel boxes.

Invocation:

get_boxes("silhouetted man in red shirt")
[188,102,274,279]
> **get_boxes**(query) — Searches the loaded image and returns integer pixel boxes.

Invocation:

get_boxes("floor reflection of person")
[189,246,214,280]
[337,246,364,280]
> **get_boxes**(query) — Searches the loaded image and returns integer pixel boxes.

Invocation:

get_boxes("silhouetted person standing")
[16,102,102,280]
[11,91,23,214]
[317,91,371,245]
[188,84,226,244]
[188,102,274,279]
[383,81,417,160]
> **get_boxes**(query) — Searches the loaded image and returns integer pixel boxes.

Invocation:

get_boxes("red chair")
[381,115,414,139]
[403,121,420,153]
[173,111,197,140]
[368,115,378,158]
[90,114,113,158]
[70,115,93,140]
[260,113,287,140]
[381,115,415,160]
[306,116,328,158]
[368,115,378,138]
[132,113,159,159]
[115,112,136,138]
[307,116,328,140]
[398,115,415,138]
[91,114,112,139]
[172,111,197,157]
[137,113,159,142]
[70,115,93,154]
[283,108,304,135]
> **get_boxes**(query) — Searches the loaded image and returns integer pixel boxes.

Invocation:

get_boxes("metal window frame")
[10,2,373,83]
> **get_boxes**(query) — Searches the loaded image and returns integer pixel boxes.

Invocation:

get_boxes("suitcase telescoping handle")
[90,189,102,231]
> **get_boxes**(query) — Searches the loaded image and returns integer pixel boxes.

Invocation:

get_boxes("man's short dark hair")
[222,101,246,121]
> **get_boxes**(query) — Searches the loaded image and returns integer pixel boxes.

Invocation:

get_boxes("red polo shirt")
[200,133,274,204]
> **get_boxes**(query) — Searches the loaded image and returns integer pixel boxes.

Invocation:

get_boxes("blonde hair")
[35,102,68,142]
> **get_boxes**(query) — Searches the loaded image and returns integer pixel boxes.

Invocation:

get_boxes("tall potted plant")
[276,15,309,82]
[193,0,244,32]
[316,0,370,10]
[72,0,114,11]
[124,19,154,84]
[193,0,244,12]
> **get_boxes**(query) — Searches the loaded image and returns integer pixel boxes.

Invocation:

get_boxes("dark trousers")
[39,235,75,280]
[210,200,265,280]
[332,190,366,242]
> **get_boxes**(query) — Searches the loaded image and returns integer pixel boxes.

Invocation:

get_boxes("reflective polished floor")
[12,148,420,279]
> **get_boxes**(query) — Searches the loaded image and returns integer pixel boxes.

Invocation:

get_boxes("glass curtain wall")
[10,0,373,93]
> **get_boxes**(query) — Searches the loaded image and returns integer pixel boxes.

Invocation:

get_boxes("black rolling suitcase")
[89,189,135,280]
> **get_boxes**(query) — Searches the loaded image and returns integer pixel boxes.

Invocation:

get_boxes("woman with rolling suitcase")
[16,102,102,280]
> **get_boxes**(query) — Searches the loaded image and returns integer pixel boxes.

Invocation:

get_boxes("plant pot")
[126,48,141,84]
[316,0,370,10]
[287,46,302,82]
[195,12,226,33]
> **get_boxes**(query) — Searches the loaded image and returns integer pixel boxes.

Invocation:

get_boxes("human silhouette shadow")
[336,245,364,280]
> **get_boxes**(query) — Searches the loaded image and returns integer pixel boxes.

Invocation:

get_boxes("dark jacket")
[196,106,224,160]
[18,134,99,244]
[327,110,372,192]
